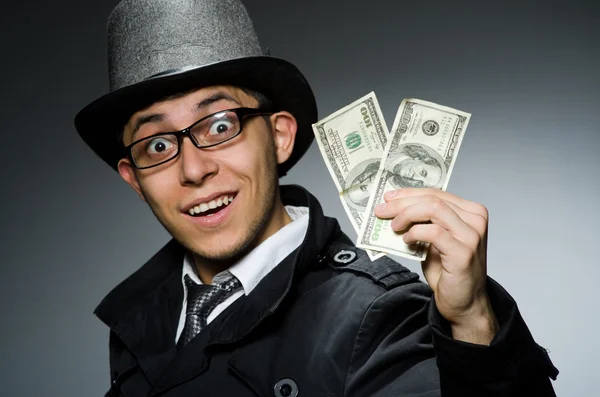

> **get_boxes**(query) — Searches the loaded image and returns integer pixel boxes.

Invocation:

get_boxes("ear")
[117,158,146,202]
[270,111,297,165]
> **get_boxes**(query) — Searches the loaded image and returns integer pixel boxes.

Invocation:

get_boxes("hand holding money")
[374,187,499,344]
[314,92,499,344]
[357,98,471,261]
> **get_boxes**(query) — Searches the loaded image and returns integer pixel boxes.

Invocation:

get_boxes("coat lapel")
[95,239,184,385]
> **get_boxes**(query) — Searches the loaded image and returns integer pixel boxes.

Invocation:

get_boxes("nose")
[178,137,218,185]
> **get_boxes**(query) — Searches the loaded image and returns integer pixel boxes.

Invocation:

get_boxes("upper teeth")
[188,195,235,215]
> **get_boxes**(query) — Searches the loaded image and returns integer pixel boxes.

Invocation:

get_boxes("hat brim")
[74,56,317,177]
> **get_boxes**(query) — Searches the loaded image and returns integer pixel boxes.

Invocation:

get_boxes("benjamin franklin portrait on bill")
[388,143,446,189]
[344,143,446,211]
[345,160,381,210]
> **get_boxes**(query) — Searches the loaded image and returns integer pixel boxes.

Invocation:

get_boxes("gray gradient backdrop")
[1,0,598,396]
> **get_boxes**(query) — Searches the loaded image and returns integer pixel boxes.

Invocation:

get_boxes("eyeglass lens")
[130,110,242,168]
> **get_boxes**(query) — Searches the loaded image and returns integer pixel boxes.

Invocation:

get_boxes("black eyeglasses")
[125,107,272,169]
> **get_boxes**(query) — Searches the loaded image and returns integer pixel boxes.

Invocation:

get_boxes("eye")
[420,169,428,177]
[146,137,176,154]
[208,119,235,135]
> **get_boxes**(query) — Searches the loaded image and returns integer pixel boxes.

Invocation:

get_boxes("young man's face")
[117,86,297,264]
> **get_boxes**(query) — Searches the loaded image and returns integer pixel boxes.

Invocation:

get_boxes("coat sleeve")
[343,278,558,397]
[429,277,559,396]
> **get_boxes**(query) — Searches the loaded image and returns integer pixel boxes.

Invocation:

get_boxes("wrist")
[450,299,499,345]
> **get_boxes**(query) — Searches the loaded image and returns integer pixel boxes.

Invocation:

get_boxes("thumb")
[421,245,442,292]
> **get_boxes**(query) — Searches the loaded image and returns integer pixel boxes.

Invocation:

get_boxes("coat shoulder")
[323,242,423,291]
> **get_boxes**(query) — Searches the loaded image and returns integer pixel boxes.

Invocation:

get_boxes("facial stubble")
[192,139,280,267]
[141,128,281,269]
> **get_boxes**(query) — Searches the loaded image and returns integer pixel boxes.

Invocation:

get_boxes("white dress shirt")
[175,205,309,343]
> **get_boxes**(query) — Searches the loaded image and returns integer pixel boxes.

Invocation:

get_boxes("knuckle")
[429,198,445,217]
[379,201,396,217]
[395,207,407,224]
[397,203,408,216]
[425,193,440,203]
[473,216,488,236]
[430,224,445,239]
[473,203,489,219]
[464,229,481,248]
[390,200,404,214]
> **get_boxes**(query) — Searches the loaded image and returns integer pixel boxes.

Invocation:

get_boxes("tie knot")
[212,272,242,292]
[184,272,240,290]
[183,273,241,315]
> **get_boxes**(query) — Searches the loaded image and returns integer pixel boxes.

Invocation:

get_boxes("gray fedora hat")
[74,0,317,177]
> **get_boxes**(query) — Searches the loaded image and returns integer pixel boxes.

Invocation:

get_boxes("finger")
[421,244,442,287]
[376,194,484,242]
[403,223,470,261]
[444,200,488,239]
[376,194,451,218]
[392,202,481,250]
[375,195,435,219]
[384,188,488,220]
[379,190,489,239]
[389,200,474,242]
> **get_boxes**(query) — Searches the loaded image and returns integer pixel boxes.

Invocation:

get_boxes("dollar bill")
[312,92,389,260]
[357,99,471,261]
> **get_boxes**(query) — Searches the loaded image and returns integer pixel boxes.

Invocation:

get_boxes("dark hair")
[240,87,272,111]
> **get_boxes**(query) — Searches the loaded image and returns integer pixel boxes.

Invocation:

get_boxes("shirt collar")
[181,205,309,294]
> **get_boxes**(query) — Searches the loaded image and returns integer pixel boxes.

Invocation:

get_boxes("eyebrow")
[129,91,241,141]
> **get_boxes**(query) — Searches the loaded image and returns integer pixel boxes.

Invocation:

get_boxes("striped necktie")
[178,273,241,346]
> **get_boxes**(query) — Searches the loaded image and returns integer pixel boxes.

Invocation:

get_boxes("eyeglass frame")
[123,107,273,170]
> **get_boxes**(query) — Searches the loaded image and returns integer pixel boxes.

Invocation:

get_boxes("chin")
[183,221,261,262]
[190,237,255,266]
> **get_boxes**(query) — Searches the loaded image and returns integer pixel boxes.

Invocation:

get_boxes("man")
[75,0,558,396]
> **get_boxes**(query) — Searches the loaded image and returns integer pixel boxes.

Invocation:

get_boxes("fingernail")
[375,203,386,212]
[386,190,397,199]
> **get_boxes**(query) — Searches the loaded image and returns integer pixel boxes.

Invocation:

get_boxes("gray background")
[1,0,597,395]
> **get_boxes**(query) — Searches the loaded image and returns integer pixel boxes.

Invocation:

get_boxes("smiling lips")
[187,194,236,216]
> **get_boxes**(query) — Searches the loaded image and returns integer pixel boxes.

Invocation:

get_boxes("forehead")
[142,85,253,112]
[123,85,256,140]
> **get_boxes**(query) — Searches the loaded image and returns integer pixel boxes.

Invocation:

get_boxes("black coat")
[96,185,558,397]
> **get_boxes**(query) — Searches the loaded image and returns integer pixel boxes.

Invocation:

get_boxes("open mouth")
[187,194,236,217]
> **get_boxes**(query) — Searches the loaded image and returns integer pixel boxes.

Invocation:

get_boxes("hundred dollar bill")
[312,92,389,260]
[357,99,471,261]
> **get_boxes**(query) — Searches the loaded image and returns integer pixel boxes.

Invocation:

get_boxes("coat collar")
[94,184,345,386]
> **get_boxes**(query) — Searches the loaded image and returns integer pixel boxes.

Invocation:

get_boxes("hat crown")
[108,0,263,91]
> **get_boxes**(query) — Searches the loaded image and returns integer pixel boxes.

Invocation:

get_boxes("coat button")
[274,378,298,397]
[333,249,357,264]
